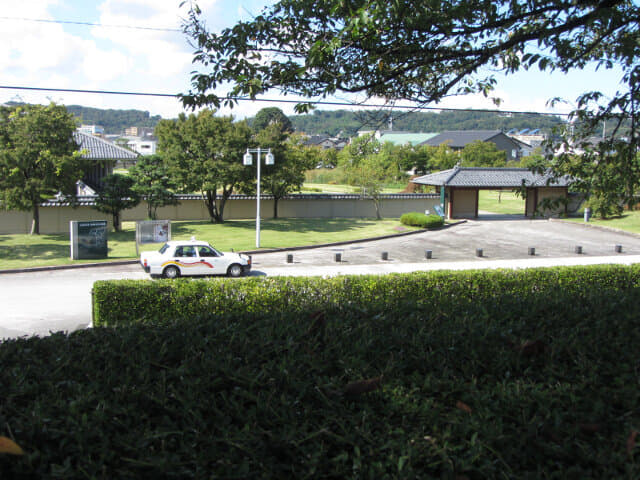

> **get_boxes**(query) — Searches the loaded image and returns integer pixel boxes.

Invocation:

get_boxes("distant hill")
[4,102,565,137]
[65,105,163,135]
[287,109,565,137]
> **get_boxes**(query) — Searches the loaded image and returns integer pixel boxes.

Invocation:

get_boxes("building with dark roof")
[420,130,526,161]
[73,131,139,193]
[412,167,572,218]
[303,134,348,150]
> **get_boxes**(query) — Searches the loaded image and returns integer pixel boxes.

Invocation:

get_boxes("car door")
[172,245,202,276]
[196,245,223,275]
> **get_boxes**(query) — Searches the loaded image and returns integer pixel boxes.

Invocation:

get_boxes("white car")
[140,238,251,278]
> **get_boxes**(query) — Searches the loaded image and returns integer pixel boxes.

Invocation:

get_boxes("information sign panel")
[70,221,108,260]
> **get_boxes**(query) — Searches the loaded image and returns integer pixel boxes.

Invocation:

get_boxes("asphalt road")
[2,217,640,340]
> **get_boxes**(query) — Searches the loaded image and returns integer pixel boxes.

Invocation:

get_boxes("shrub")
[400,211,444,229]
[2,266,640,478]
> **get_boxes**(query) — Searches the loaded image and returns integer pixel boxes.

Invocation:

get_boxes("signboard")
[70,220,108,260]
[434,204,445,218]
[135,220,171,255]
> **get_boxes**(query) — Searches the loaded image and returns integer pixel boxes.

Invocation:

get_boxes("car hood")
[223,252,250,264]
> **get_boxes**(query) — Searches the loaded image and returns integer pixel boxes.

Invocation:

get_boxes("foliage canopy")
[93,173,140,232]
[0,103,85,234]
[181,0,640,211]
[182,1,638,116]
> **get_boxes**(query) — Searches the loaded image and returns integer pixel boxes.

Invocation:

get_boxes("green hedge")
[92,265,640,328]
[1,266,640,478]
[400,211,444,228]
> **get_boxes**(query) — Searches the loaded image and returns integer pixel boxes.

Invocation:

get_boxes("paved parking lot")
[249,218,640,268]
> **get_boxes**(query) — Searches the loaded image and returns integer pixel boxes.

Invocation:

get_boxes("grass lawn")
[0,218,419,270]
[301,183,406,193]
[478,189,526,214]
[563,209,640,234]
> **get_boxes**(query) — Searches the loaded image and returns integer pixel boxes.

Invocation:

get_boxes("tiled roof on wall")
[412,167,572,188]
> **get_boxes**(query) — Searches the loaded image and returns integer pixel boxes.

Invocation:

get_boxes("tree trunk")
[273,197,279,219]
[113,211,121,232]
[372,197,382,220]
[215,187,235,224]
[147,202,155,220]
[31,201,40,235]
[203,190,220,223]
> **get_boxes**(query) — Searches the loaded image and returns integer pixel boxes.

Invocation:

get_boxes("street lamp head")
[243,150,253,166]
[265,151,275,165]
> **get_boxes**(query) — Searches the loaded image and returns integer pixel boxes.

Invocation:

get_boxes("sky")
[0,0,629,122]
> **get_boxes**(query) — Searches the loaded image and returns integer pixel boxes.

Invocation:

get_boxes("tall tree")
[156,110,253,223]
[252,107,293,133]
[182,1,640,202]
[93,173,140,232]
[460,141,507,167]
[250,128,316,218]
[0,104,86,234]
[129,154,178,220]
[338,135,387,219]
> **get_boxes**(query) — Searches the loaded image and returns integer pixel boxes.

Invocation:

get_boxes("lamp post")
[243,147,274,248]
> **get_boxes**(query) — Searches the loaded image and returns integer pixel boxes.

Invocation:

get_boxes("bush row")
[1,266,639,478]
[400,211,444,229]
[92,265,640,328]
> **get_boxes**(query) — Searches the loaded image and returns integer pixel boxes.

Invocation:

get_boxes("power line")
[0,85,570,117]
[0,16,181,32]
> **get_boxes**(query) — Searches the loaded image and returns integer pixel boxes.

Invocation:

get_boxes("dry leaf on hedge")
[343,375,383,398]
[627,430,637,455]
[306,311,326,336]
[456,401,472,414]
[0,436,25,455]
[577,423,602,433]
[514,339,548,356]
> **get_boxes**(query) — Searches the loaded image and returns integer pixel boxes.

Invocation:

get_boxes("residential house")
[507,128,547,150]
[378,131,439,146]
[420,130,526,161]
[303,134,348,150]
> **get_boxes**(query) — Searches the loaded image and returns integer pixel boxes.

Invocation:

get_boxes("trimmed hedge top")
[400,211,444,229]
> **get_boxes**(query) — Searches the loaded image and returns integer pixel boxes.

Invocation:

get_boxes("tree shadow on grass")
[0,234,70,263]
[171,218,378,236]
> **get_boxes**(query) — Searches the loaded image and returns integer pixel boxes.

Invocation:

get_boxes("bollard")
[286,253,293,263]
[334,252,342,262]
[528,247,536,256]
[615,244,623,253]
[425,250,432,259]
[476,248,483,257]
[381,251,389,261]
[575,246,583,254]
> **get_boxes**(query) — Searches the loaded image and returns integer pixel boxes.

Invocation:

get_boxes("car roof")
[166,239,212,247]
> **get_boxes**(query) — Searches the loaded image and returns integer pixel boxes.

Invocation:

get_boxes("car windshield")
[159,243,170,254]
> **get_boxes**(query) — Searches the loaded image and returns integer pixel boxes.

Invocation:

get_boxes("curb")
[0,220,465,274]
[0,260,139,275]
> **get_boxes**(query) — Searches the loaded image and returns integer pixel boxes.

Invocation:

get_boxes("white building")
[77,125,105,136]
[126,137,157,156]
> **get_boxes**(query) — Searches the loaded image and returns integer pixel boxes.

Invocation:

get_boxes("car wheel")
[163,265,180,279]
[227,263,243,278]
